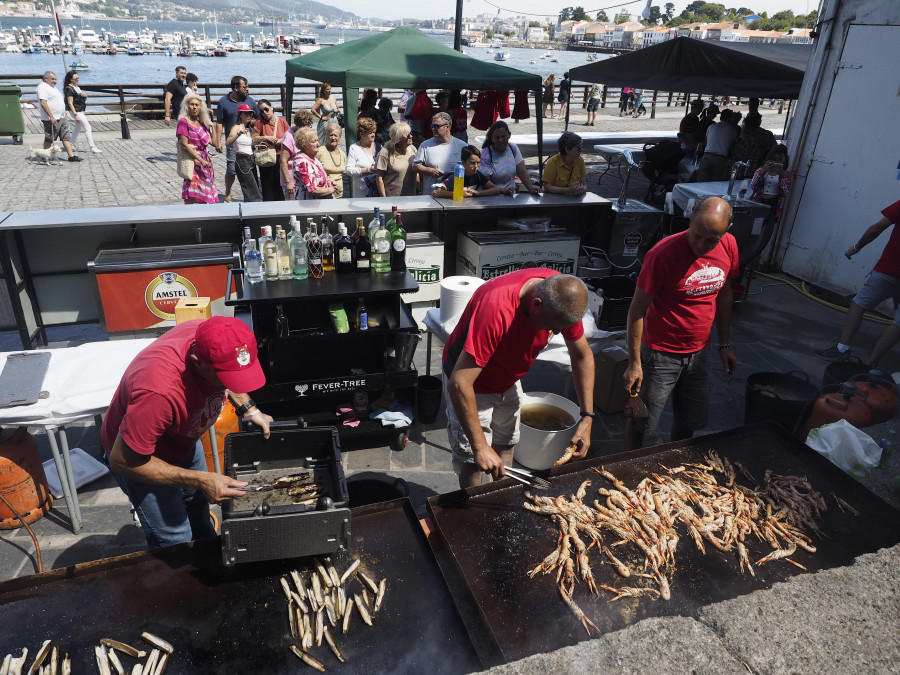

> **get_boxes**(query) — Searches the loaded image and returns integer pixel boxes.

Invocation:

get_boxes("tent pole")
[783,99,792,138]
[453,0,463,51]
[536,89,543,184]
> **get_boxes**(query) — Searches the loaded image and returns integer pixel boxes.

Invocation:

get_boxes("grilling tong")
[503,467,551,490]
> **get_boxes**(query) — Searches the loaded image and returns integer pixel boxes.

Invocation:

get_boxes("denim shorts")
[853,270,900,326]
[225,144,237,176]
[446,379,523,475]
[629,344,710,434]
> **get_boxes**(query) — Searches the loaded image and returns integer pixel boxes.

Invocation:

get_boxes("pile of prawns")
[523,450,861,636]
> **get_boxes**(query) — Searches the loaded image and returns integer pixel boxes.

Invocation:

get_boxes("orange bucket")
[200,401,241,473]
[0,427,53,529]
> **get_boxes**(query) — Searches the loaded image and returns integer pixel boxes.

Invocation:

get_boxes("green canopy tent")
[284,27,543,193]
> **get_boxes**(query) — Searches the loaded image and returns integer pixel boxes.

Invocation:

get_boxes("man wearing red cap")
[102,317,272,548]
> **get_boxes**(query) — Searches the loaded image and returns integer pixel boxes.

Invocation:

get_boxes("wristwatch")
[235,400,256,417]
[579,411,596,419]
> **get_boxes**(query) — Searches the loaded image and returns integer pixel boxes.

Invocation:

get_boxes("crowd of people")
[168,68,600,204]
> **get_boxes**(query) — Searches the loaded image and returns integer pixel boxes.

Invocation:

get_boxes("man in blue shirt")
[215,75,257,203]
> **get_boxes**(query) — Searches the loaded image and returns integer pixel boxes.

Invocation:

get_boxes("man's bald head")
[687,197,733,256]
[535,274,588,326]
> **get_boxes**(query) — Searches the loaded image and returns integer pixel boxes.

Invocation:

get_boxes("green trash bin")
[0,82,25,145]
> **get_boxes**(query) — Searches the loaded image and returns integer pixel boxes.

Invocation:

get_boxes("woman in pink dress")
[176,93,217,204]
[290,127,336,200]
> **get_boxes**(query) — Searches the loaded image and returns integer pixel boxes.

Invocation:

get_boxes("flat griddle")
[0,498,481,674]
[426,422,900,664]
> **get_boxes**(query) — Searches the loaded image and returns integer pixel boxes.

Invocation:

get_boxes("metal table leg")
[45,425,83,532]
[426,331,432,377]
[209,427,221,474]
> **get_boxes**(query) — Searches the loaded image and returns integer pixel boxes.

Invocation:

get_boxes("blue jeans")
[111,441,216,549]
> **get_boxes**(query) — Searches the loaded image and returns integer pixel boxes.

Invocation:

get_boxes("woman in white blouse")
[346,117,381,197]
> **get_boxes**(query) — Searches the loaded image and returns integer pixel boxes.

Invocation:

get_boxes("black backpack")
[641,139,683,182]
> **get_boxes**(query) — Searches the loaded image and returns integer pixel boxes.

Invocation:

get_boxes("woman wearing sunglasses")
[253,99,290,201]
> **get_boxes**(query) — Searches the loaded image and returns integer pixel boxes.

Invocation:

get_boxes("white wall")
[776,0,900,298]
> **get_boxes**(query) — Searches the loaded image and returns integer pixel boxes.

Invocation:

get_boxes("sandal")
[224,195,232,203]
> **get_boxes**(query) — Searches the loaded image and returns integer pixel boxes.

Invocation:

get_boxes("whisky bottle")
[307,223,323,278]
[320,220,334,273]
[334,223,355,274]
[355,223,371,273]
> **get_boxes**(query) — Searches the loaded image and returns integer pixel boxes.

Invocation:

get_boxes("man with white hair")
[443,271,595,488]
[36,71,81,162]
[413,112,467,180]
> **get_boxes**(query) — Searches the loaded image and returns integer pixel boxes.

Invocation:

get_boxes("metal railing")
[4,75,787,137]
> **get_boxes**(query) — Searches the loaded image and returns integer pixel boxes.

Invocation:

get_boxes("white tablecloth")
[0,339,155,427]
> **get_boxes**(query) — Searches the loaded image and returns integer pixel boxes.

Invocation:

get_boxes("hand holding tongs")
[504,466,551,490]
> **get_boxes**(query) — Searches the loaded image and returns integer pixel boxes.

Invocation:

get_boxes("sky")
[331,0,819,22]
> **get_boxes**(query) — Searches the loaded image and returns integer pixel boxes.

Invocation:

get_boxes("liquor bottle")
[373,213,391,274]
[390,213,407,272]
[334,223,355,274]
[453,161,465,201]
[277,229,292,279]
[350,216,361,243]
[307,223,323,278]
[263,231,279,281]
[385,204,398,233]
[288,221,308,280]
[367,207,380,244]
[274,304,289,338]
[355,223,371,273]
[244,240,264,283]
[304,218,314,240]
[320,219,334,273]
[357,297,368,331]
[258,225,272,255]
[241,226,254,266]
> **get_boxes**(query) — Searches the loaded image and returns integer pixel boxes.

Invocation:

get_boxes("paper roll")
[440,276,485,324]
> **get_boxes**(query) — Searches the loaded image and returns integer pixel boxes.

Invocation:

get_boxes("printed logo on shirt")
[684,263,726,296]
[144,272,199,320]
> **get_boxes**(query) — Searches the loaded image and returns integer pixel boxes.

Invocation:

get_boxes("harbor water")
[0,19,607,86]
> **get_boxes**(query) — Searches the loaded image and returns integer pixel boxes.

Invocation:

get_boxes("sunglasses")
[431,123,448,129]
[259,107,271,112]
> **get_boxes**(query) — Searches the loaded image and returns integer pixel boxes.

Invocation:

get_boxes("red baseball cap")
[194,317,265,393]
[237,103,253,113]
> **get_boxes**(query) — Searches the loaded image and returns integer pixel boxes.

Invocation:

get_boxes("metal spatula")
[623,385,648,419]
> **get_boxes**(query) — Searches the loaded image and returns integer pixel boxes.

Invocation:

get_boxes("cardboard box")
[594,340,630,414]
[174,297,212,323]
[456,230,580,280]
[406,232,444,302]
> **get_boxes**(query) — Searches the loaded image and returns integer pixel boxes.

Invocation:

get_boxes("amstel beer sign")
[145,272,199,320]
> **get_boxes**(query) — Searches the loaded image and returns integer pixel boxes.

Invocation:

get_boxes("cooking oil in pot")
[521,404,575,432]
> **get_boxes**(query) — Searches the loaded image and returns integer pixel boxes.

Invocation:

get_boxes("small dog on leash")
[29,144,62,165]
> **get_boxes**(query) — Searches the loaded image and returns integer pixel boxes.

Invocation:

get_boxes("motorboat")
[494,50,511,61]
[68,59,89,70]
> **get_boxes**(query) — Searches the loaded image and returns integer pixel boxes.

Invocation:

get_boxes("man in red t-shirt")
[102,317,273,548]
[815,199,900,367]
[624,197,739,450]
[443,270,595,488]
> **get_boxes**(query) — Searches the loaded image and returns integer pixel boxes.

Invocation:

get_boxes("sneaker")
[815,344,850,361]
[68,155,83,162]
[91,146,102,154]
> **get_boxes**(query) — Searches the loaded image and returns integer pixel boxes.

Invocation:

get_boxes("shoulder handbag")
[336,112,346,128]
[176,141,194,180]
[253,141,277,168]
